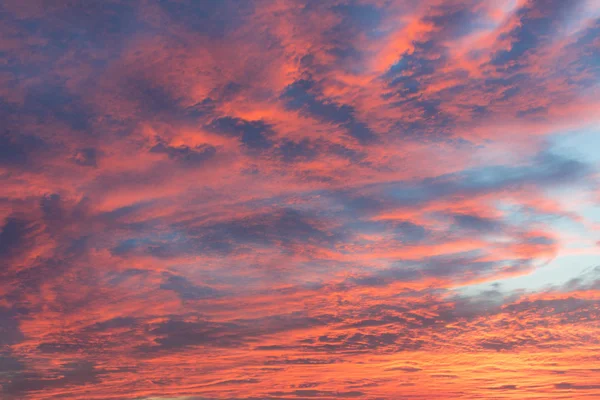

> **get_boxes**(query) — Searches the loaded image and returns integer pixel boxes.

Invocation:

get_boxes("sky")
[0,0,599,399]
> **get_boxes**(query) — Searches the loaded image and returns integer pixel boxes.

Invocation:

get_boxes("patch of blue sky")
[462,126,600,294]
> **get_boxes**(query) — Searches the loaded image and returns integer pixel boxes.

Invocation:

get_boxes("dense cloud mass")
[0,0,599,399]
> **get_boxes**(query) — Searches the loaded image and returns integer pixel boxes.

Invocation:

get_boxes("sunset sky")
[1,0,599,399]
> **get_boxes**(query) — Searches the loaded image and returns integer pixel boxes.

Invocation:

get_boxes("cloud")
[159,274,221,300]
[0,131,48,169]
[157,0,253,38]
[452,214,500,232]
[282,78,378,144]
[150,142,217,167]
[0,0,599,398]
[208,117,275,150]
[73,147,99,167]
[268,389,364,398]
[554,382,600,390]
[490,0,577,67]
[2,361,102,397]
[0,218,32,261]
[385,366,422,372]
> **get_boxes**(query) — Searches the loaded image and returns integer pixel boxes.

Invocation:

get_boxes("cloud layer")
[0,0,599,398]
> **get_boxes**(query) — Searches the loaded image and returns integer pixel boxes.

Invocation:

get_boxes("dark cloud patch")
[110,238,143,256]
[500,86,520,100]
[423,4,483,39]
[237,313,335,336]
[282,79,377,144]
[517,106,547,118]
[37,342,87,354]
[381,3,488,131]
[208,117,275,150]
[384,40,441,94]
[478,336,546,351]
[566,18,600,84]
[24,84,92,131]
[63,1,140,39]
[452,214,500,232]
[385,366,422,372]
[40,194,65,225]
[210,378,260,386]
[383,40,454,135]
[142,312,334,353]
[525,235,555,246]
[254,345,292,351]
[431,374,459,379]
[275,138,365,164]
[331,3,382,36]
[105,268,148,286]
[328,191,387,216]
[0,1,142,113]
[309,331,426,353]
[0,308,24,346]
[324,2,383,67]
[276,138,318,163]
[99,200,157,224]
[111,236,192,260]
[501,297,600,327]
[125,78,183,116]
[150,141,217,167]
[488,384,518,390]
[0,353,24,374]
[38,194,91,236]
[283,79,347,122]
[142,319,245,351]
[216,82,244,101]
[73,147,98,167]
[159,274,221,300]
[16,0,140,51]
[393,221,428,243]
[1,361,101,397]
[326,142,366,163]
[0,131,48,169]
[345,316,406,329]
[298,382,321,389]
[183,98,216,120]
[264,358,338,365]
[562,266,600,292]
[491,0,579,67]
[348,253,504,289]
[112,208,342,259]
[158,0,254,38]
[145,313,330,351]
[0,217,35,261]
[194,208,342,253]
[84,317,138,333]
[554,382,600,390]
[493,24,538,67]
[7,258,81,305]
[268,389,364,398]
